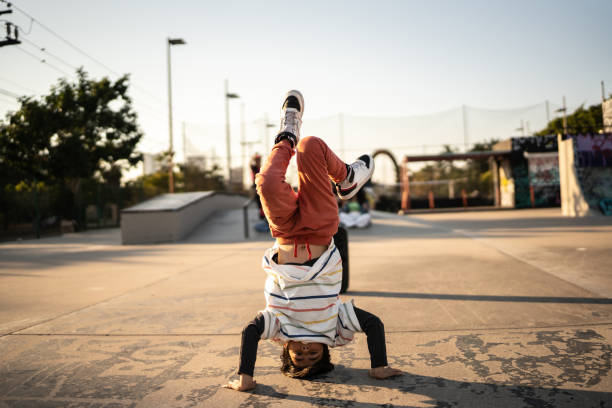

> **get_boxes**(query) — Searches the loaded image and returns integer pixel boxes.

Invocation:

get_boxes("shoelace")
[283,110,299,130]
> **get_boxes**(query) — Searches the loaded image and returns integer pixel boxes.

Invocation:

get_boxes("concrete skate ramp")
[121,191,247,244]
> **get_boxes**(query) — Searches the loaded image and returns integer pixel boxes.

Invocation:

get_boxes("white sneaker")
[274,90,304,148]
[336,154,375,200]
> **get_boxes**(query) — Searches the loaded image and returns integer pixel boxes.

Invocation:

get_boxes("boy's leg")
[256,140,298,235]
[255,90,305,235]
[295,136,347,228]
[297,136,347,197]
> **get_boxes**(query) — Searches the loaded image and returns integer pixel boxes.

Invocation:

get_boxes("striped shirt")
[259,239,362,346]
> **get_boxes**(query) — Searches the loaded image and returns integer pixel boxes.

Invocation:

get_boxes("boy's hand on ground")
[369,366,403,379]
[223,374,256,392]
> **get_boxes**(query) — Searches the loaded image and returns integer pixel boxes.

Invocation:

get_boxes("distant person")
[249,152,264,220]
[224,90,401,392]
[250,152,269,232]
[339,192,371,228]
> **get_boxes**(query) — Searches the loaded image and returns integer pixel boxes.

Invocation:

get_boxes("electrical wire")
[4,1,167,107]
[14,45,72,77]
[0,87,20,99]
[4,1,120,76]
[0,76,37,94]
[6,24,166,116]
[0,94,18,105]
[20,37,78,72]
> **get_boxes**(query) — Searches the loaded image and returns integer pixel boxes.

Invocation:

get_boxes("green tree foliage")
[536,103,603,135]
[178,163,225,192]
[0,68,142,187]
[126,152,225,199]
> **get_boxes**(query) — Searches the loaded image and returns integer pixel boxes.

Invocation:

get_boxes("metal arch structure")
[371,149,401,184]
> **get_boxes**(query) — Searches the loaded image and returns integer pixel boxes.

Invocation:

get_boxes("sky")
[1,0,611,183]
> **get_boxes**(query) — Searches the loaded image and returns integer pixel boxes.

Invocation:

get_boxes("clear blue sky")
[1,0,611,175]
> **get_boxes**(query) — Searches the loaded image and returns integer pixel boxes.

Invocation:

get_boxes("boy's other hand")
[223,374,256,391]
[369,366,403,379]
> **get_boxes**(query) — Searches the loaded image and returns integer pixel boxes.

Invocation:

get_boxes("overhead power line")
[4,1,167,106]
[15,45,72,77]
[0,76,37,93]
[0,87,20,99]
[0,94,19,105]
[20,37,77,71]
[4,0,120,76]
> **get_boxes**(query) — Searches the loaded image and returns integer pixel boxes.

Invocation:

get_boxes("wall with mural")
[573,133,612,211]
[526,152,560,207]
[510,135,559,208]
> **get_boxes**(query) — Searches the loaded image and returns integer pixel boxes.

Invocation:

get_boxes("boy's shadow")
[249,366,611,408]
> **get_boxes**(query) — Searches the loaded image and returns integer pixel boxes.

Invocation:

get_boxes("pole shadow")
[348,290,612,304]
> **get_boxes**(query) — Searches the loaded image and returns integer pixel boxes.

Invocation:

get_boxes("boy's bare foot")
[369,366,403,379]
[223,374,256,391]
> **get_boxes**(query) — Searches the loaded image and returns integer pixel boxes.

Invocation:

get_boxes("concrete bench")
[121,191,246,244]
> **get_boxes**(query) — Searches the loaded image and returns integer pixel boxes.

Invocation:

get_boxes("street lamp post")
[167,37,186,193]
[225,79,240,187]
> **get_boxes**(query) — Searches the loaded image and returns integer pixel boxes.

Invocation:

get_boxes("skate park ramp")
[121,191,248,244]
[184,203,275,244]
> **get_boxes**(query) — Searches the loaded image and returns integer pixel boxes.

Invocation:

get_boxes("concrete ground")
[1,207,611,407]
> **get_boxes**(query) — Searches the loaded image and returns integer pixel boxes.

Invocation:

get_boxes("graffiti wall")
[573,133,612,211]
[574,133,612,168]
[511,134,558,153]
[499,160,514,208]
[509,135,559,208]
[526,152,560,206]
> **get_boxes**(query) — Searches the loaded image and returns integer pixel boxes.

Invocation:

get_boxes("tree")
[536,103,604,135]
[0,68,143,188]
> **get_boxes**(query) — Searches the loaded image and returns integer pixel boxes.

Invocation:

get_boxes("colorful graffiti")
[527,152,560,206]
[573,134,612,213]
[574,133,612,168]
[511,135,558,153]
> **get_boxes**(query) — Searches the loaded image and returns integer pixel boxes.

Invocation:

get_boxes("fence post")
[97,183,102,228]
[243,198,252,239]
[399,158,411,214]
[428,190,435,209]
[33,178,40,239]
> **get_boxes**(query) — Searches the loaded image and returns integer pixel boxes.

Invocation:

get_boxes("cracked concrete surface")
[1,208,611,407]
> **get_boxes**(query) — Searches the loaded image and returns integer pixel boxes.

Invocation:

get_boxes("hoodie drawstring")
[293,238,312,261]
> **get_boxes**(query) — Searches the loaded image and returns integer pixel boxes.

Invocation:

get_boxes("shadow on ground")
[244,367,612,408]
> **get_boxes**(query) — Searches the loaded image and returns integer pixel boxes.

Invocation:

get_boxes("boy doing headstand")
[224,90,402,392]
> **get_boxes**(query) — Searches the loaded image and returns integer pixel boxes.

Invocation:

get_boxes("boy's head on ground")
[281,341,334,378]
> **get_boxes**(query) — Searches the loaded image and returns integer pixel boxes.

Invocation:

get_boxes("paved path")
[1,208,611,407]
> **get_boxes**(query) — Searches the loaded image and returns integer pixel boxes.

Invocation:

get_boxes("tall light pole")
[225,79,240,187]
[167,37,186,193]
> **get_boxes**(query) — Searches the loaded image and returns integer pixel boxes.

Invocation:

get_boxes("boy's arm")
[223,313,266,392]
[353,307,403,379]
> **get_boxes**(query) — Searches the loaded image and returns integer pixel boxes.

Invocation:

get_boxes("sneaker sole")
[338,155,375,200]
[283,90,305,117]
